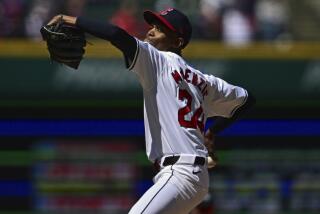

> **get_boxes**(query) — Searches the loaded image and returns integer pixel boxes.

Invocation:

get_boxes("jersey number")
[178,89,204,132]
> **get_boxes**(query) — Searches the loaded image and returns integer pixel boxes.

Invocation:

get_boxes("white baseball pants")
[129,163,209,214]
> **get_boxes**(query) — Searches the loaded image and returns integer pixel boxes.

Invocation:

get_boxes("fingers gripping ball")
[40,18,86,69]
[207,156,217,168]
[207,152,218,169]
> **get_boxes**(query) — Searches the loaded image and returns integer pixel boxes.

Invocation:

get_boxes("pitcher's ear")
[173,37,184,49]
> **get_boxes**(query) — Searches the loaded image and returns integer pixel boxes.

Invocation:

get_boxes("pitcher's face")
[144,23,182,51]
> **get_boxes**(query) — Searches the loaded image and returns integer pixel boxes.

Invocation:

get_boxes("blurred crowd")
[0,0,318,44]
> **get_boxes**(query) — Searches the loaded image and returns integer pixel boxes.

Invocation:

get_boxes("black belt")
[162,156,206,166]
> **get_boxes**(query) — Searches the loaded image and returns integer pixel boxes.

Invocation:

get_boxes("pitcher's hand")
[204,129,218,168]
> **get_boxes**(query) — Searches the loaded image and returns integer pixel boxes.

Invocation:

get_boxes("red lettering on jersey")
[192,73,198,85]
[172,68,208,98]
[178,89,205,132]
[179,68,185,78]
[201,84,208,99]
[184,69,191,83]
[178,89,194,128]
[171,70,182,84]
[197,78,205,90]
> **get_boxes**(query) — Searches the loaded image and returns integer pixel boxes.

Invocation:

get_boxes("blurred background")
[0,0,320,213]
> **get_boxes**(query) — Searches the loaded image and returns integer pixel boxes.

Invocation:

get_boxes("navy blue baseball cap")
[143,8,192,48]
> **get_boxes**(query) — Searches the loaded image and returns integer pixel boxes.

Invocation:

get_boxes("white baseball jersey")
[129,39,248,162]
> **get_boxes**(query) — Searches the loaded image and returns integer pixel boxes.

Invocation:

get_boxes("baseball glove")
[40,17,86,69]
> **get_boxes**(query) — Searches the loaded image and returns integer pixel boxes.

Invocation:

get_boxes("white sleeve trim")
[229,89,248,118]
[128,38,140,71]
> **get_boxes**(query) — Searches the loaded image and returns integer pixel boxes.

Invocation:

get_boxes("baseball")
[207,156,217,168]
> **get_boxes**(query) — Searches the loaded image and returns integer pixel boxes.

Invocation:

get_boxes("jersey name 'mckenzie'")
[129,39,248,162]
[171,68,208,99]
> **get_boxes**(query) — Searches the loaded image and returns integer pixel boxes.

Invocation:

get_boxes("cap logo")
[160,8,174,15]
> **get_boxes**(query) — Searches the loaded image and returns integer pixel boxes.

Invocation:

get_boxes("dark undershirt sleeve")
[209,91,256,134]
[76,16,137,67]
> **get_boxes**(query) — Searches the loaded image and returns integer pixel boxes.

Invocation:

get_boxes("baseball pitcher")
[45,8,255,214]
